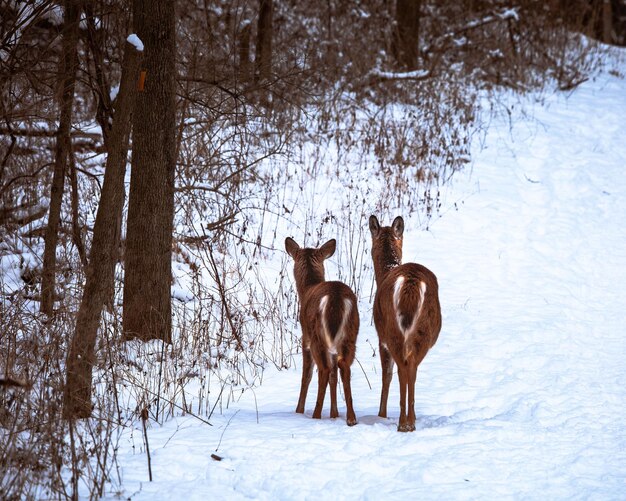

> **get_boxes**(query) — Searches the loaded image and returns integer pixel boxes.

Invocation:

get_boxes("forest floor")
[106,58,626,499]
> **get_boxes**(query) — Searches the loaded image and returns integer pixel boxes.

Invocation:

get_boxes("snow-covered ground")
[109,66,626,500]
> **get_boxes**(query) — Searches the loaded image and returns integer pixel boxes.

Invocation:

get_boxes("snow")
[0,55,622,497]
[106,65,625,498]
[499,8,519,22]
[110,84,120,101]
[127,34,144,52]
[370,68,430,80]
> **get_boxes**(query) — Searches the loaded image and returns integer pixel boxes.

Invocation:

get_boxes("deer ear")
[285,237,300,257]
[319,239,336,259]
[392,216,404,237]
[369,215,381,236]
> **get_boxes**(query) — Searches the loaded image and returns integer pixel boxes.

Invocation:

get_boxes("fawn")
[369,215,441,432]
[285,237,359,426]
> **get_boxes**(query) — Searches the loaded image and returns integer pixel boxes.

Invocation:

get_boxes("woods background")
[1,0,624,498]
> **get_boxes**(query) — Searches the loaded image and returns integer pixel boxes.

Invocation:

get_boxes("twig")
[155,339,167,423]
[68,420,79,501]
[207,246,244,351]
[117,372,213,427]
[215,410,239,453]
[251,387,259,424]
[141,407,153,482]
[354,357,372,390]
[208,380,227,420]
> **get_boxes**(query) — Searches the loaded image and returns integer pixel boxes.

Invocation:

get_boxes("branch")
[0,119,17,179]
[0,162,51,197]
[0,201,48,227]
[177,76,242,101]
[425,7,520,54]
[176,213,239,245]
[0,126,101,141]
[0,377,31,389]
[367,68,431,82]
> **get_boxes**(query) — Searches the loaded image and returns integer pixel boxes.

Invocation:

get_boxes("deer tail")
[320,295,352,356]
[393,276,427,360]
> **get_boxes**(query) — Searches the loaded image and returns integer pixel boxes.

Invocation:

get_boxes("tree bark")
[238,21,252,84]
[392,0,421,70]
[603,0,613,43]
[123,0,176,343]
[40,0,81,316]
[255,0,273,88]
[69,149,87,269]
[84,2,113,147]
[63,41,142,419]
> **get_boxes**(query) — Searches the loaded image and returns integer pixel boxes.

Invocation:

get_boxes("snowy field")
[109,65,626,500]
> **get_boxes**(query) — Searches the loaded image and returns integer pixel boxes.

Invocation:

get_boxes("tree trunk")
[255,0,273,87]
[84,2,113,148]
[123,0,176,343]
[63,41,143,420]
[238,21,252,84]
[40,0,81,316]
[603,0,613,43]
[392,0,421,70]
[69,149,87,270]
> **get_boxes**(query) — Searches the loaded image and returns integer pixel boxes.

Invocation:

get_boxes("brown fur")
[369,215,442,432]
[285,237,359,425]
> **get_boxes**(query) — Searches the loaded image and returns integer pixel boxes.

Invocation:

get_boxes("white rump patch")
[393,276,406,336]
[417,281,427,319]
[319,295,335,354]
[393,276,427,339]
[393,276,405,317]
[319,295,352,355]
[319,295,328,315]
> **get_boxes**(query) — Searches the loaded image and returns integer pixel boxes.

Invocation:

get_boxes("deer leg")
[378,342,394,418]
[296,348,313,414]
[397,363,411,432]
[405,339,428,430]
[329,354,339,419]
[313,366,329,419]
[339,358,357,426]
[406,359,417,432]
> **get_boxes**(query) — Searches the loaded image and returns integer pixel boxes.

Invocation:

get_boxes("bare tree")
[393,0,421,69]
[255,0,273,87]
[40,0,81,315]
[238,21,252,83]
[64,41,143,419]
[123,0,176,342]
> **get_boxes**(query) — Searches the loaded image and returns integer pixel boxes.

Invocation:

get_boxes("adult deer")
[285,237,359,426]
[369,215,441,432]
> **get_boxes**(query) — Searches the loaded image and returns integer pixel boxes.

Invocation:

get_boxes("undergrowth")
[0,5,617,495]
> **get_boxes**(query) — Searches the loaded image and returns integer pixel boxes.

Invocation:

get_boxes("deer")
[285,237,359,426]
[368,215,441,432]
